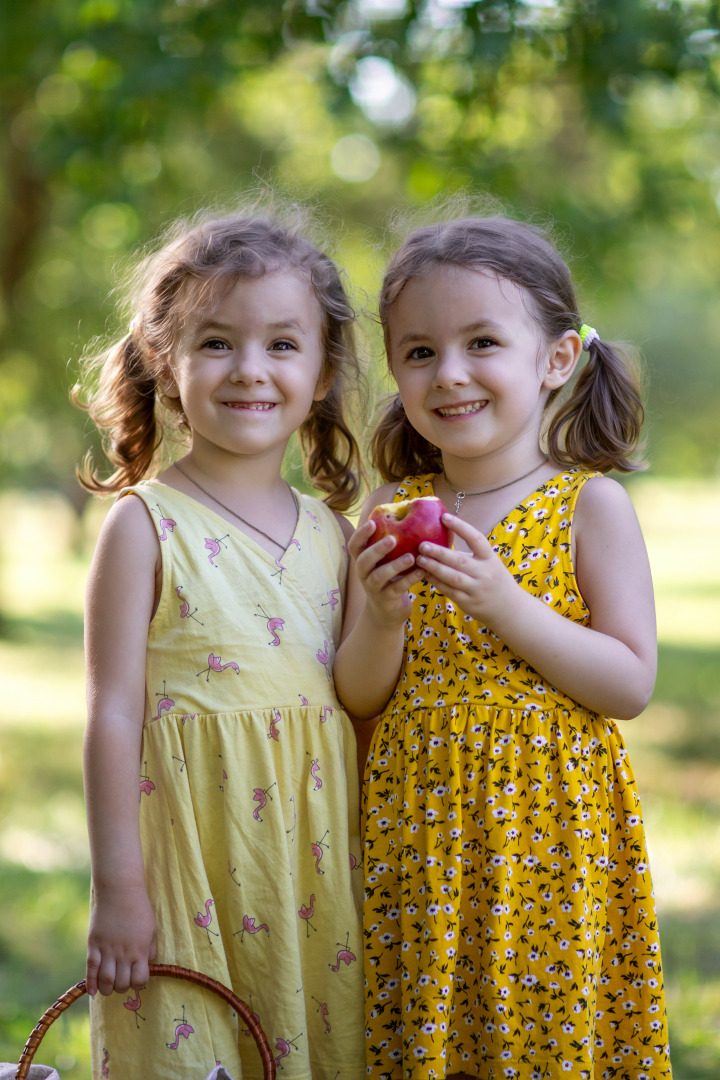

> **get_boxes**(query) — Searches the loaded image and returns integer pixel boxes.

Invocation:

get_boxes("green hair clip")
[579,324,599,351]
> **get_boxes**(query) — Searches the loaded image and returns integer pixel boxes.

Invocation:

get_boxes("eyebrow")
[194,318,307,334]
[394,320,504,348]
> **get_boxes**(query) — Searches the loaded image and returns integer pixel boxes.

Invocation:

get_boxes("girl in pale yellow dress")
[335,216,672,1079]
[74,210,365,1080]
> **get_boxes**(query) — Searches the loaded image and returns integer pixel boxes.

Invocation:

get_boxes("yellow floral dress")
[363,470,672,1080]
[89,481,364,1080]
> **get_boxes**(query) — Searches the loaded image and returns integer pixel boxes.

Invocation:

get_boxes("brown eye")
[406,346,434,361]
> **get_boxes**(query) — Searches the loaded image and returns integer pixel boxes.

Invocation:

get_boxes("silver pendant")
[454,491,465,514]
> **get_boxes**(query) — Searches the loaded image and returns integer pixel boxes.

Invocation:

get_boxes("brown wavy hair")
[72,209,362,510]
[372,215,645,483]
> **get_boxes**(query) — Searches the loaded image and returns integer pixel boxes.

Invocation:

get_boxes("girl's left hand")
[416,513,518,624]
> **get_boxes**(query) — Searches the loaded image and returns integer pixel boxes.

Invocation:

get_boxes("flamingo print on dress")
[252,781,277,822]
[123,989,145,1027]
[234,913,271,940]
[166,1007,194,1050]
[298,894,316,936]
[254,604,285,646]
[312,997,331,1034]
[275,1033,302,1069]
[175,585,203,624]
[316,640,330,669]
[319,705,333,724]
[268,709,281,741]
[194,899,219,943]
[310,758,322,791]
[151,504,177,542]
[271,537,301,583]
[204,534,229,567]
[196,652,240,681]
[311,830,329,874]
[322,588,341,611]
[152,681,175,721]
[329,931,356,972]
[101,1048,110,1078]
[139,761,155,797]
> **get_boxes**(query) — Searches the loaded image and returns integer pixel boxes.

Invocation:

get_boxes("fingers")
[86,947,101,997]
[441,513,494,557]
[347,518,377,560]
[130,956,151,990]
[353,523,419,588]
[86,946,152,996]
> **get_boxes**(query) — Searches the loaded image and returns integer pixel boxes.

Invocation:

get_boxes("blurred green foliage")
[1,0,720,499]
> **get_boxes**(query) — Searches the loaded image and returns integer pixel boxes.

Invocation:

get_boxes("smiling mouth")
[224,401,276,410]
[436,401,487,417]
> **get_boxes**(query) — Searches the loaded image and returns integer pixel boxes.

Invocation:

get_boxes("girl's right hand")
[348,518,424,627]
[86,885,157,997]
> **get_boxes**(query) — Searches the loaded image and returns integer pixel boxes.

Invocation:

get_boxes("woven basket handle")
[15,963,276,1080]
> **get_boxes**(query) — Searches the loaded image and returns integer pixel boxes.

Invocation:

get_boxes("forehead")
[181,268,322,328]
[388,265,538,336]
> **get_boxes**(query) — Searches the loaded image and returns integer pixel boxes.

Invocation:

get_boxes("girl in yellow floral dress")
[334,216,672,1080]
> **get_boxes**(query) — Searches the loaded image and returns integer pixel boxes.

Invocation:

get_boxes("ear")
[158,364,180,399]
[542,329,582,390]
[313,366,332,403]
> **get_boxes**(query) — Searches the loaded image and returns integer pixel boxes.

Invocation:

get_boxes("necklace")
[443,458,549,514]
[173,460,298,552]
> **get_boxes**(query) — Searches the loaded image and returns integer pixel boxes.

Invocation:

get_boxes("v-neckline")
[430,469,571,543]
[145,479,304,565]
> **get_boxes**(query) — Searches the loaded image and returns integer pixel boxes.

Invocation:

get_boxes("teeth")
[227,402,274,410]
[438,402,484,416]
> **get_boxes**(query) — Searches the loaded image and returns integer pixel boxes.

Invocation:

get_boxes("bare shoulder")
[91,492,161,579]
[574,474,643,535]
[573,475,652,614]
[357,482,403,525]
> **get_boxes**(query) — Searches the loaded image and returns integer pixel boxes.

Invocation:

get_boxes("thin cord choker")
[443,458,550,514]
[173,460,298,552]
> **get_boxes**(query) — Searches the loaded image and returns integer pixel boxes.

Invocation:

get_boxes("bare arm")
[84,494,160,995]
[333,485,424,719]
[415,477,656,720]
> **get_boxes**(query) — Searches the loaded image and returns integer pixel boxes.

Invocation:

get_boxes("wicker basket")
[14,963,276,1080]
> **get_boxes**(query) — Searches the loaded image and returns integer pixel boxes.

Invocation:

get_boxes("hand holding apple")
[367,496,451,567]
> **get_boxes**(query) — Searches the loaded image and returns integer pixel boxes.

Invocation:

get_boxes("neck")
[180,442,289,500]
[441,447,549,496]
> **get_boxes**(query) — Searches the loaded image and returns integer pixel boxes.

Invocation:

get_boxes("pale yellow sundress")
[363,470,672,1080]
[90,481,364,1080]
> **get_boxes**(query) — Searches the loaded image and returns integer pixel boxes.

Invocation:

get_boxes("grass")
[0,480,719,1077]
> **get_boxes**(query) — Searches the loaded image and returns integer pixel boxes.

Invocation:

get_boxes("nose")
[228,344,268,383]
[432,348,470,390]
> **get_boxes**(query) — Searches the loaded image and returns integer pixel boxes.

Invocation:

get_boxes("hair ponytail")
[371,395,443,483]
[547,338,646,473]
[300,384,361,512]
[72,333,165,494]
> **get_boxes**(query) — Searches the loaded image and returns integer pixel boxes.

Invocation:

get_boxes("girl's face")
[386,265,568,470]
[165,270,328,467]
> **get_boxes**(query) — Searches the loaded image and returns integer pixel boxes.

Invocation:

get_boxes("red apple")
[367,496,451,567]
